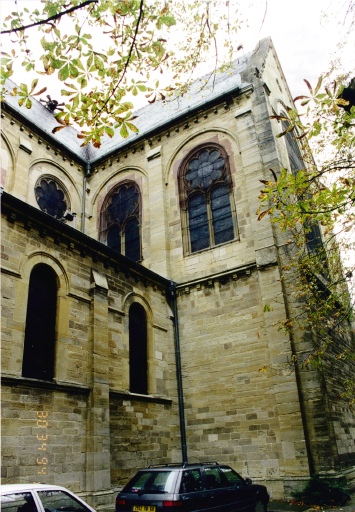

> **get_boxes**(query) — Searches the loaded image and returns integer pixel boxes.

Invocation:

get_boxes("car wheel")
[254,500,267,512]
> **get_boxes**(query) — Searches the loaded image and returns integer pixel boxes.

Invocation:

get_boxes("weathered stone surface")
[1,37,354,506]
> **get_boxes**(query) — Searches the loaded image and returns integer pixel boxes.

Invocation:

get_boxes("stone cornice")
[1,191,171,293]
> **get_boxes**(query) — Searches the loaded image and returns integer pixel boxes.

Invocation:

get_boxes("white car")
[0,484,96,512]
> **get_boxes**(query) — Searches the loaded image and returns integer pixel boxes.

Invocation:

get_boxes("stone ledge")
[1,374,91,394]
[109,389,172,405]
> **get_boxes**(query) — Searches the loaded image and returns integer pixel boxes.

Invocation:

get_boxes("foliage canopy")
[1,0,243,147]
[258,75,355,403]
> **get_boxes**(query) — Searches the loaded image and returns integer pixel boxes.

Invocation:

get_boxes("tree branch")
[91,0,144,121]
[1,0,98,34]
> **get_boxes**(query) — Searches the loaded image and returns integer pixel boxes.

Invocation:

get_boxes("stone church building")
[1,38,354,506]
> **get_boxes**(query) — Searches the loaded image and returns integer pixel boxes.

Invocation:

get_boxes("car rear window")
[124,471,177,494]
[1,493,37,512]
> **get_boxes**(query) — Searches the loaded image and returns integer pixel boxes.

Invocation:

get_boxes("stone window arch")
[129,302,148,394]
[178,144,238,254]
[280,114,324,257]
[100,181,141,262]
[35,176,70,219]
[22,263,57,381]
[280,115,305,177]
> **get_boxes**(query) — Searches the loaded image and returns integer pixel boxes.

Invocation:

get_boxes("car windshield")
[124,471,177,494]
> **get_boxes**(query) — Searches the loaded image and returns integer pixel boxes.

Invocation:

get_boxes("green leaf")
[58,64,70,81]
[125,121,139,133]
[119,123,129,138]
[105,126,115,138]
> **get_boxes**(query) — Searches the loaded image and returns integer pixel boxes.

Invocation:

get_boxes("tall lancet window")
[178,144,238,254]
[22,264,57,381]
[101,181,141,262]
[129,303,148,395]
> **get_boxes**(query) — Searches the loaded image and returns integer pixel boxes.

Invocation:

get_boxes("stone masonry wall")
[175,267,311,499]
[1,193,180,504]
[1,383,89,489]
[110,397,180,488]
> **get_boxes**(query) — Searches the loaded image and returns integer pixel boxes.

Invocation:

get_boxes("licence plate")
[133,507,156,512]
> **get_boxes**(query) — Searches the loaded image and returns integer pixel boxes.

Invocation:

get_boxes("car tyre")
[254,500,267,512]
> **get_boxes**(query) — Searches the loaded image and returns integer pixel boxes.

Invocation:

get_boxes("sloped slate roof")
[4,37,272,164]
[92,52,253,160]
[4,80,95,162]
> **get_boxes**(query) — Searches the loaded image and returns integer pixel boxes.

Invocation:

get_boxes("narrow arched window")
[179,145,237,254]
[281,119,304,177]
[280,118,326,262]
[22,264,57,380]
[101,181,141,262]
[129,303,148,394]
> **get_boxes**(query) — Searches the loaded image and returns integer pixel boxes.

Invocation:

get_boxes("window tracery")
[100,181,141,262]
[35,177,69,219]
[178,144,237,254]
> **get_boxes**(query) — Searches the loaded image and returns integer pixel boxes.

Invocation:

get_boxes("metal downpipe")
[169,281,188,464]
[82,162,91,234]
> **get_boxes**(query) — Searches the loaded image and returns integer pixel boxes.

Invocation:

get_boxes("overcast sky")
[1,0,354,100]
[236,0,354,97]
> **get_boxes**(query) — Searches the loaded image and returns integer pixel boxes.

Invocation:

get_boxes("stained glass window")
[179,145,237,254]
[35,178,68,219]
[102,182,141,262]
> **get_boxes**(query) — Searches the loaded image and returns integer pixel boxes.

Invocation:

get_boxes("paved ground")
[269,494,355,512]
[101,495,355,512]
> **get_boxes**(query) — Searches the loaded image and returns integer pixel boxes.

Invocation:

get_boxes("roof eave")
[90,83,254,166]
[2,102,89,167]
[1,190,171,290]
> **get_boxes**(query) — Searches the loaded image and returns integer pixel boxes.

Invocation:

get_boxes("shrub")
[292,476,350,506]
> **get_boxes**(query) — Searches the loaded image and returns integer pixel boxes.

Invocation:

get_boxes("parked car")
[0,484,96,512]
[115,462,269,512]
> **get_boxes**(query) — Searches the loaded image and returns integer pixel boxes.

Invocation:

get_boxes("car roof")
[142,462,221,470]
[0,484,71,494]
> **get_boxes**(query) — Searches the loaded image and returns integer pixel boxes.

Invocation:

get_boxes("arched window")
[280,118,325,259]
[101,181,141,262]
[35,177,69,219]
[129,303,148,394]
[281,119,304,177]
[22,264,57,380]
[179,144,237,254]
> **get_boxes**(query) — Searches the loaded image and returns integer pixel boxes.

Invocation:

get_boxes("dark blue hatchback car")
[116,462,269,512]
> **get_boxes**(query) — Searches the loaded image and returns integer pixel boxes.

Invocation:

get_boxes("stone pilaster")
[86,269,111,492]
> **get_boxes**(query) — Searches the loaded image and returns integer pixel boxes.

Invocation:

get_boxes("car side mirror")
[245,478,252,486]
